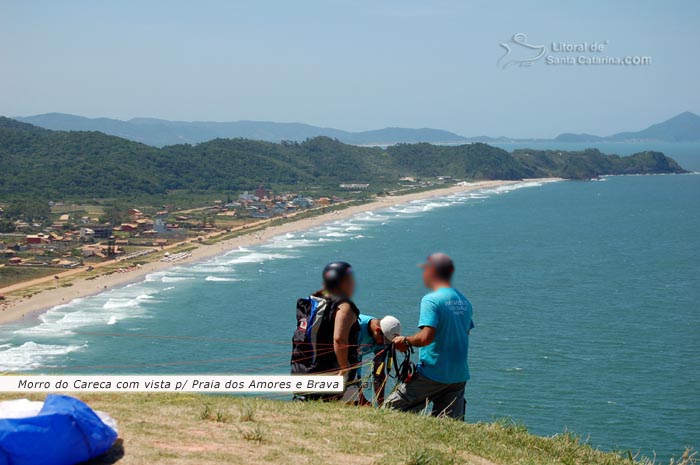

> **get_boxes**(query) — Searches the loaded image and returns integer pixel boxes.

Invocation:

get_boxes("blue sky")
[1,0,698,138]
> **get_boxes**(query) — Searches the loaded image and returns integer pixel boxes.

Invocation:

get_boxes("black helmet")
[322,261,353,290]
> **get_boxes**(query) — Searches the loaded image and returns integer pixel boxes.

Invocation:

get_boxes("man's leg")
[430,382,466,420]
[383,372,444,413]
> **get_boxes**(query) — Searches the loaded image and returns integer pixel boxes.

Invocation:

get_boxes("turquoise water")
[1,175,699,460]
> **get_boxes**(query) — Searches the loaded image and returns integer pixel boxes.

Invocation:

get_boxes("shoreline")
[0,179,558,326]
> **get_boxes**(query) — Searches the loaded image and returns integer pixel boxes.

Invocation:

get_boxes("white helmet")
[379,315,402,344]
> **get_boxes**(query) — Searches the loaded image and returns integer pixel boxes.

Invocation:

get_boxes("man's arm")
[394,296,438,352]
[393,326,435,352]
[333,302,356,375]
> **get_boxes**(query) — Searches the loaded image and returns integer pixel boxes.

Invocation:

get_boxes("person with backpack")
[384,253,474,419]
[291,261,361,400]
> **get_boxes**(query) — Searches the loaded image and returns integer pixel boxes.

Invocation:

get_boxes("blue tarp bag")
[0,394,117,465]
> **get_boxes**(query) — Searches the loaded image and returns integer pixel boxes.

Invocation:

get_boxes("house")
[8,257,23,265]
[26,234,50,245]
[119,223,139,233]
[127,208,143,219]
[292,196,314,209]
[317,197,331,206]
[339,183,369,190]
[82,225,113,239]
[136,219,153,230]
[80,228,95,240]
[255,186,269,200]
[59,214,70,222]
[154,215,168,233]
[239,192,259,202]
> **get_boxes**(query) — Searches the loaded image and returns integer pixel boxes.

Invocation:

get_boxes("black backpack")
[291,294,360,375]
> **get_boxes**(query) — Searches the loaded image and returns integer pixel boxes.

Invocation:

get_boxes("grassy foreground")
[4,393,694,465]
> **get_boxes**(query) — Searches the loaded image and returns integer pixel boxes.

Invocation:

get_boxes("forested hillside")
[0,117,687,200]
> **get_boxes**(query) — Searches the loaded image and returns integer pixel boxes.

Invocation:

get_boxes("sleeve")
[418,296,439,329]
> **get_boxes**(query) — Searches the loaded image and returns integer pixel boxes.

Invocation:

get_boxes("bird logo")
[497,33,547,69]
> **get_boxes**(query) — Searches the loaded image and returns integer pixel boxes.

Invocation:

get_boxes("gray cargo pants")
[383,372,466,420]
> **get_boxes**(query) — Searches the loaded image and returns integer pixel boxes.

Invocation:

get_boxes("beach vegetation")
[0,117,686,205]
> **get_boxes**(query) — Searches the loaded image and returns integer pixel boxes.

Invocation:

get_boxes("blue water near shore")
[1,174,699,460]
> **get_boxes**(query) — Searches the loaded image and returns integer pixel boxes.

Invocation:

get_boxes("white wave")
[161,276,192,283]
[16,290,155,337]
[190,264,233,273]
[0,342,85,371]
[225,252,295,265]
[144,272,166,282]
[205,276,241,282]
[261,238,317,249]
[102,293,152,310]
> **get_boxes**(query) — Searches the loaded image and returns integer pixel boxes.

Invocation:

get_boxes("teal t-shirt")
[357,314,384,358]
[357,314,384,377]
[417,287,474,384]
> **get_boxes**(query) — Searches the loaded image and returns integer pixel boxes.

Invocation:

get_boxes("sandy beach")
[0,179,552,326]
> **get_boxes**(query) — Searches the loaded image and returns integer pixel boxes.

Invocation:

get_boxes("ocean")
[1,173,698,461]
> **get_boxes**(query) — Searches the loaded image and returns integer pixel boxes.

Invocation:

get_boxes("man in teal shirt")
[384,253,473,419]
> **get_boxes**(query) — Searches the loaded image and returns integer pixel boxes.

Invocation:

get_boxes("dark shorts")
[383,371,466,420]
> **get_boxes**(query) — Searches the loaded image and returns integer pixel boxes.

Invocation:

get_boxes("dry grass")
[0,393,694,465]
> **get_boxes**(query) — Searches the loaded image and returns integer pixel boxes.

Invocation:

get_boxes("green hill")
[5,393,691,465]
[0,117,687,201]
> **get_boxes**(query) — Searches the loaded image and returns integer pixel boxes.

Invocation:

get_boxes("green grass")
[0,393,693,465]
[0,265,60,288]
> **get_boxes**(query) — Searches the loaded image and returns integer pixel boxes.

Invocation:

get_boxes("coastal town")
[0,186,355,292]
[0,176,496,323]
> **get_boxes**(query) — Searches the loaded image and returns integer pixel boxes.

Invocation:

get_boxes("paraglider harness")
[387,340,416,383]
[291,292,360,375]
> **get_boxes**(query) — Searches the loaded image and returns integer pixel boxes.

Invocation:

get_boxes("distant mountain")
[554,133,604,143]
[14,113,469,147]
[607,111,700,142]
[15,111,700,147]
[554,112,700,143]
[0,117,687,201]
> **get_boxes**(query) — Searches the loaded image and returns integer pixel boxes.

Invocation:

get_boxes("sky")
[1,0,698,138]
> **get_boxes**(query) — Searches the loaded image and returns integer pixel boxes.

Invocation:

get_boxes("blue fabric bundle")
[0,394,117,465]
